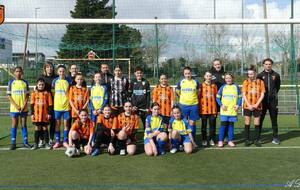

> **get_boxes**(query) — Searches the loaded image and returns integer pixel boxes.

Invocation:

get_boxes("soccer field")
[0,115,300,190]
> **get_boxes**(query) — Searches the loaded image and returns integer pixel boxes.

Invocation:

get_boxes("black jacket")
[257,70,281,104]
[129,78,151,109]
[39,74,58,92]
[210,66,225,90]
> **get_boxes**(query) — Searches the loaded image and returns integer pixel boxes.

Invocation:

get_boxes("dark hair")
[36,78,45,83]
[75,73,83,78]
[78,109,88,115]
[262,58,274,65]
[183,66,192,72]
[14,66,23,72]
[160,73,168,78]
[212,58,222,64]
[248,65,257,72]
[224,72,234,78]
[57,64,66,70]
[103,105,111,110]
[114,65,122,71]
[124,101,132,105]
[94,72,101,76]
[172,105,182,112]
[204,70,212,75]
[135,66,143,72]
[151,102,160,109]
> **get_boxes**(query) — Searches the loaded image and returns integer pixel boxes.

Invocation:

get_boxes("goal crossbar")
[4,18,300,25]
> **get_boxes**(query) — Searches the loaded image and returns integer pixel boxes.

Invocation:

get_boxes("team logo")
[142,81,145,86]
[272,75,276,80]
[0,5,4,25]
[262,76,265,79]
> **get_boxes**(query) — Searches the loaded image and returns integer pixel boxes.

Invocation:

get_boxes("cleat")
[244,140,251,147]
[10,144,16,150]
[202,140,208,147]
[209,140,215,146]
[45,143,52,150]
[272,138,280,145]
[218,141,224,148]
[120,149,126,156]
[91,148,101,156]
[53,142,61,149]
[254,140,262,147]
[170,148,177,154]
[31,144,38,150]
[23,143,32,149]
[228,141,236,147]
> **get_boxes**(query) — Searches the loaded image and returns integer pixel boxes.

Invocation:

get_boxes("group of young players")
[6,57,281,156]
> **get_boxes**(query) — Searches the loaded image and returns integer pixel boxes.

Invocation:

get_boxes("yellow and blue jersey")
[177,78,200,105]
[144,115,166,139]
[7,79,29,113]
[90,84,108,110]
[52,77,71,111]
[169,117,192,135]
[216,84,242,116]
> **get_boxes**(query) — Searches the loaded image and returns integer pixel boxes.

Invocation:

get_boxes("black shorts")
[244,109,262,117]
[79,138,89,147]
[32,122,49,127]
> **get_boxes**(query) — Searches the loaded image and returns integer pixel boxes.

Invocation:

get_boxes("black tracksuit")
[129,78,151,129]
[257,70,281,139]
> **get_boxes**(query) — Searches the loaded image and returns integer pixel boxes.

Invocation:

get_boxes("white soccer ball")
[65,147,76,157]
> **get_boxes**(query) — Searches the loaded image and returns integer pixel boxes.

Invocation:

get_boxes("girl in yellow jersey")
[89,72,108,126]
[216,73,242,148]
[7,67,31,150]
[169,106,197,154]
[144,102,168,156]
[176,67,200,139]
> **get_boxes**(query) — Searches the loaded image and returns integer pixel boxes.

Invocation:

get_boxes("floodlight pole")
[241,0,244,76]
[155,17,159,79]
[290,0,300,126]
[112,0,116,69]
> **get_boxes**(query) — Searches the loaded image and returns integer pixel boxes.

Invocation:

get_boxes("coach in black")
[257,58,281,145]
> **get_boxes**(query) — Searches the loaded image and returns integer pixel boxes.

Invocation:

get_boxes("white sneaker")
[202,140,208,146]
[120,149,126,156]
[38,140,45,148]
[209,140,215,146]
[170,148,178,154]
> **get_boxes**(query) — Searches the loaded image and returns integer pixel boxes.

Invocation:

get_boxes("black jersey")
[129,78,151,109]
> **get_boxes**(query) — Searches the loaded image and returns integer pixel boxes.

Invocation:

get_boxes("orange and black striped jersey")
[31,90,53,122]
[199,82,218,115]
[115,113,140,135]
[97,114,117,129]
[242,79,265,110]
[71,118,95,139]
[69,86,89,118]
[152,85,175,117]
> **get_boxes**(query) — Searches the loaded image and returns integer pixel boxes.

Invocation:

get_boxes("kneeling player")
[169,106,197,154]
[68,110,94,155]
[92,106,117,156]
[144,103,168,156]
[115,101,140,156]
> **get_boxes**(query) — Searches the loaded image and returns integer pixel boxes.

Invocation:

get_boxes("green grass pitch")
[0,115,299,190]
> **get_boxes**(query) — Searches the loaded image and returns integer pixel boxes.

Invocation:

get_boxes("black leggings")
[201,115,216,141]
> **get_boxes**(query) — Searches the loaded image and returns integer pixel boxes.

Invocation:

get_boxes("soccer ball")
[65,147,80,157]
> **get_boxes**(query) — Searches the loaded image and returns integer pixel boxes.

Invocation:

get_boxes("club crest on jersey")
[272,75,276,80]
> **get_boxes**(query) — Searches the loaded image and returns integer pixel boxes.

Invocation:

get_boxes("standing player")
[90,72,108,126]
[7,67,31,150]
[109,65,130,116]
[216,73,242,147]
[242,65,265,147]
[257,58,281,145]
[69,73,89,122]
[144,103,168,156]
[152,74,175,125]
[52,65,72,149]
[176,66,200,139]
[130,67,151,129]
[39,61,57,145]
[114,101,140,156]
[169,106,197,154]
[68,110,94,155]
[199,71,218,146]
[68,64,87,87]
[30,78,53,150]
[92,105,117,156]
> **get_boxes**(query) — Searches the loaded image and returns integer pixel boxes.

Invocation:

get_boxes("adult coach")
[99,63,113,88]
[257,58,281,145]
[210,59,225,90]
